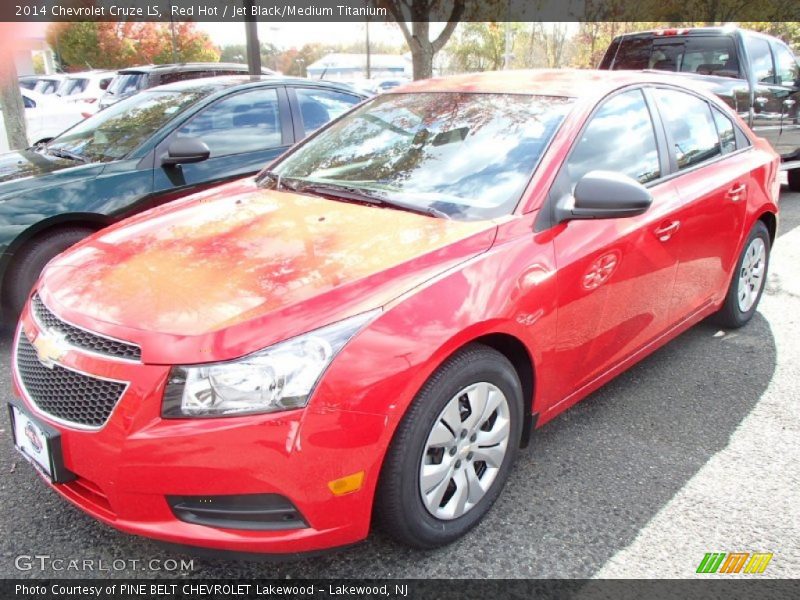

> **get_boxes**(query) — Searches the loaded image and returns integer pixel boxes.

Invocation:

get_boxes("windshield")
[33,79,59,95]
[270,92,573,220]
[47,90,206,162]
[107,73,146,96]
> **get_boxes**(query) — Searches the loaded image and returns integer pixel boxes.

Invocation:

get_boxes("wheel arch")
[470,332,537,448]
[757,210,777,245]
[0,213,110,306]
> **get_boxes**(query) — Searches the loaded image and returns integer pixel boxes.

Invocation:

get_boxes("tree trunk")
[411,21,434,80]
[0,46,27,150]
[412,45,434,80]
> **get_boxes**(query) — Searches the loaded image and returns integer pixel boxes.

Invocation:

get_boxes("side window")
[566,89,660,186]
[745,37,775,83]
[773,43,799,87]
[711,107,736,154]
[295,88,361,134]
[175,88,283,157]
[99,78,112,91]
[654,88,721,169]
[22,94,35,109]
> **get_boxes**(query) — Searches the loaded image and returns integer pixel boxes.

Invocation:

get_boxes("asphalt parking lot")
[1,189,798,580]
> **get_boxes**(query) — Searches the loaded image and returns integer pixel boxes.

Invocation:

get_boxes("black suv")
[99,63,275,109]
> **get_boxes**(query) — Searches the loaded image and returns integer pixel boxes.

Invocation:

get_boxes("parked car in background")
[8,70,778,555]
[32,74,66,96]
[18,76,41,91]
[0,76,365,318]
[0,89,85,153]
[98,63,276,110]
[600,26,800,189]
[373,78,408,93]
[56,71,116,108]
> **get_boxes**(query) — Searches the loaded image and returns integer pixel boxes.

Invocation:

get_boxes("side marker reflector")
[328,471,365,496]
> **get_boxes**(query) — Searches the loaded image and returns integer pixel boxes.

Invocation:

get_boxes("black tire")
[3,227,95,321]
[713,220,770,329]
[789,168,800,193]
[374,343,523,549]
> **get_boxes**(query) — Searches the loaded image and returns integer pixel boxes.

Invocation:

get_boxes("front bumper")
[10,308,390,554]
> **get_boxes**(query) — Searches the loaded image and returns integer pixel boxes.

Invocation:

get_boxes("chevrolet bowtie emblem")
[31,329,69,368]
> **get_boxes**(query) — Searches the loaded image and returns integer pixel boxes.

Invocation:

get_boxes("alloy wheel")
[737,237,766,313]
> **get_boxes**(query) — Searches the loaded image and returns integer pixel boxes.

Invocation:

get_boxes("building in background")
[13,28,56,75]
[306,53,411,81]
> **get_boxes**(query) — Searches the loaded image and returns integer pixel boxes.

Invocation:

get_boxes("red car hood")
[38,180,497,363]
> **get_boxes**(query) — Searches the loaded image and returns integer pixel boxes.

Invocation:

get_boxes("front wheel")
[374,344,523,548]
[713,220,770,329]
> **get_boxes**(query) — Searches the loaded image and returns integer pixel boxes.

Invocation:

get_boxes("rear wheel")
[713,221,770,328]
[374,344,523,548]
[3,227,95,322]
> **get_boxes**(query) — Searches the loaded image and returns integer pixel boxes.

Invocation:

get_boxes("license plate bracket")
[8,400,75,484]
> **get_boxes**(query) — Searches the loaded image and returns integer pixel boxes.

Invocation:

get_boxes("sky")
[196,21,409,50]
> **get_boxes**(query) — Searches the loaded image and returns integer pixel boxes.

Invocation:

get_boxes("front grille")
[16,334,127,428]
[31,294,141,362]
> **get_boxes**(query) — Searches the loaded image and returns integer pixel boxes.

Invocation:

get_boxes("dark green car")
[0,76,365,318]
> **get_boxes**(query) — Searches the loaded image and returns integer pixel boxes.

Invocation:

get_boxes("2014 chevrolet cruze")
[9,70,779,554]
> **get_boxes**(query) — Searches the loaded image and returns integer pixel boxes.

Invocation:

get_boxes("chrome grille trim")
[31,294,142,363]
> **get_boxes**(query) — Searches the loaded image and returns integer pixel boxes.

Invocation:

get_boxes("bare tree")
[379,0,466,80]
[0,45,27,150]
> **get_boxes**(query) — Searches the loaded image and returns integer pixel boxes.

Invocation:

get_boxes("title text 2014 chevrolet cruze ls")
[9,70,779,554]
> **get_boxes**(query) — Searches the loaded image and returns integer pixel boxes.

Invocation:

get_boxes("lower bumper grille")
[15,334,127,428]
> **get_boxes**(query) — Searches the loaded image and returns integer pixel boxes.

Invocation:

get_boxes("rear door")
[152,85,293,196]
[287,86,364,138]
[650,87,750,320]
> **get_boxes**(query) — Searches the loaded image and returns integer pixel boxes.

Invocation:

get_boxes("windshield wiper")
[45,146,87,163]
[296,182,450,219]
[255,170,299,191]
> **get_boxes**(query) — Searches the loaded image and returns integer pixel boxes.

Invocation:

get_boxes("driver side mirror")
[160,137,210,167]
[556,171,653,223]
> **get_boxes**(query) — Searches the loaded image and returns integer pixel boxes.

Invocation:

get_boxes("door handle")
[726,183,747,202]
[654,221,680,242]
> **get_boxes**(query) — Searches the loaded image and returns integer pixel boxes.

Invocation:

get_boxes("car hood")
[39,179,497,363]
[0,149,82,183]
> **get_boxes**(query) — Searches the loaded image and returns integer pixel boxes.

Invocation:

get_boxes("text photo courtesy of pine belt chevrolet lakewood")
[0,76,366,319]
[8,69,778,554]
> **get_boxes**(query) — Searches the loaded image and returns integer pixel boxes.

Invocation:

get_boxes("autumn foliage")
[46,22,220,71]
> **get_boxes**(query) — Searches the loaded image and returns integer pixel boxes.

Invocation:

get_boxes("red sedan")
[9,70,779,554]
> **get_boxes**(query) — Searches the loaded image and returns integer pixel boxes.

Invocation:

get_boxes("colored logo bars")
[696,552,773,574]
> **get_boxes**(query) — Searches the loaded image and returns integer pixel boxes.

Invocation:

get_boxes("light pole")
[243,0,262,75]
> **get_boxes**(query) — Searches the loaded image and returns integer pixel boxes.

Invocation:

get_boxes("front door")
[152,86,293,199]
[547,88,682,404]
[771,41,800,158]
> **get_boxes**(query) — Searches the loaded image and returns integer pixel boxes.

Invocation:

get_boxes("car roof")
[149,74,369,96]
[117,62,253,74]
[613,26,785,46]
[63,70,117,79]
[393,68,713,100]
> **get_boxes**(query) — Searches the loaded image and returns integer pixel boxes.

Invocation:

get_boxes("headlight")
[162,310,379,418]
